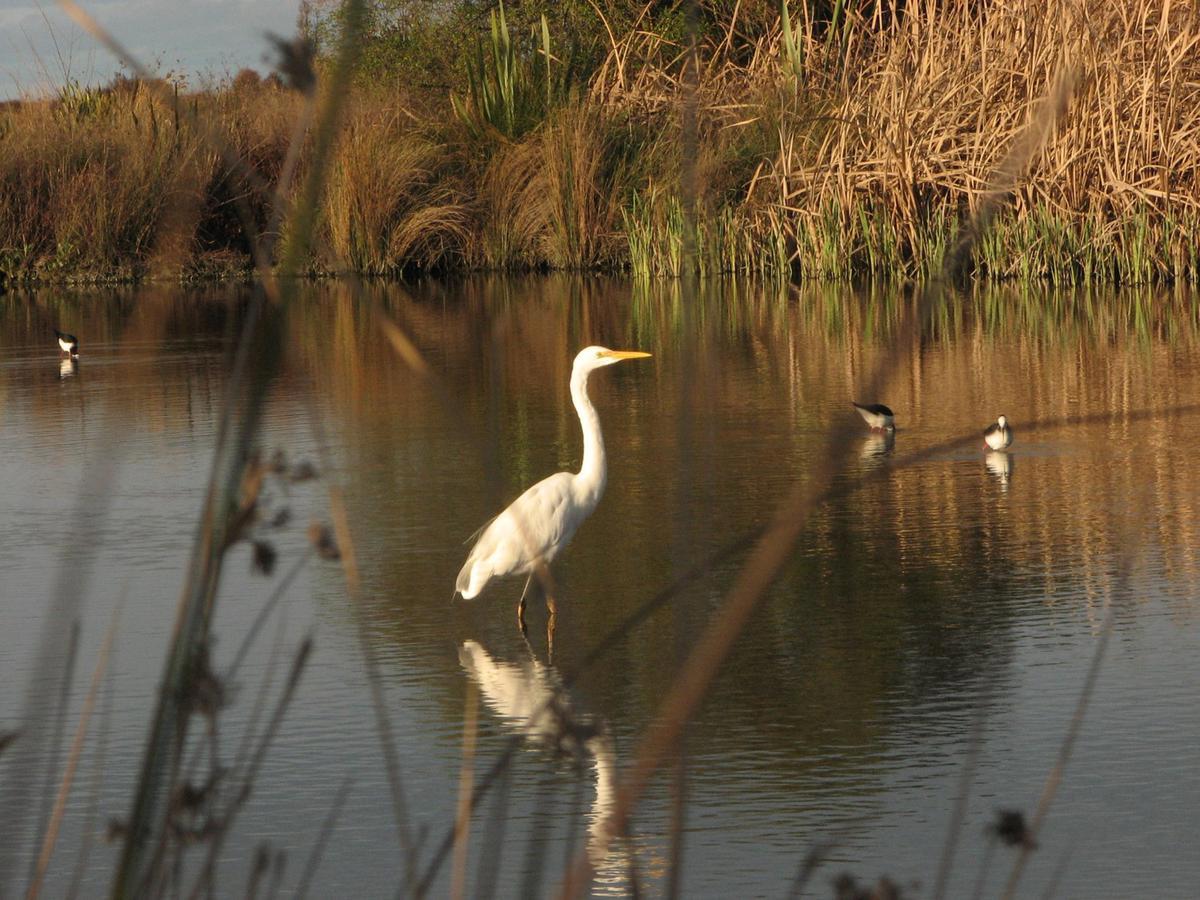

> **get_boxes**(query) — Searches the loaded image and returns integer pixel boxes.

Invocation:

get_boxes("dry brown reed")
[754,0,1200,281]
[322,102,469,273]
[1,1,1196,283]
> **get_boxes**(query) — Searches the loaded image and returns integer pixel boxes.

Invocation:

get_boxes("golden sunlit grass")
[0,1,1197,283]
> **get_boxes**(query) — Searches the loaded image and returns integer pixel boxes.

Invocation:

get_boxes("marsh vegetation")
[1,0,1198,284]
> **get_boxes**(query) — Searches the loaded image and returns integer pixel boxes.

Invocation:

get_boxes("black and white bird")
[54,329,79,356]
[852,402,895,431]
[983,415,1013,450]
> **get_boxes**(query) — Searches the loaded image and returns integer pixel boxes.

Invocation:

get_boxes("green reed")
[623,188,789,280]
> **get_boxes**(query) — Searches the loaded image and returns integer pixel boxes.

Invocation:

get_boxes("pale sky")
[1,0,304,99]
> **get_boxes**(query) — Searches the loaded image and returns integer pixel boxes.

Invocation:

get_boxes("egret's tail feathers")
[456,558,489,600]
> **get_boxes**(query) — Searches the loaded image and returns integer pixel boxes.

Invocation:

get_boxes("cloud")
[0,0,302,98]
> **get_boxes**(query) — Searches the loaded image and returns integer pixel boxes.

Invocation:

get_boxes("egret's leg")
[546,595,557,663]
[517,572,534,634]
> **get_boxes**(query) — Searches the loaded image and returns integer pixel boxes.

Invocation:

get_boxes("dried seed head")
[290,461,319,483]
[991,808,1036,849]
[252,540,278,575]
[265,33,317,95]
[308,521,340,560]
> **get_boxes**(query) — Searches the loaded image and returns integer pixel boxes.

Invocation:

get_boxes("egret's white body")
[984,415,1013,450]
[852,402,895,431]
[455,346,650,615]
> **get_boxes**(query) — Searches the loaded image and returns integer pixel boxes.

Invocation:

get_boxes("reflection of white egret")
[457,640,624,881]
[852,402,895,431]
[985,450,1013,489]
[455,347,651,631]
[983,415,1013,450]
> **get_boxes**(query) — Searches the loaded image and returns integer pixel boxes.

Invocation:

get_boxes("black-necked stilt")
[55,329,79,356]
[852,402,895,431]
[984,415,1013,450]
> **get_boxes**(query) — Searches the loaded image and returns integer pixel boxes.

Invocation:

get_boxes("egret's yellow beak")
[601,350,652,360]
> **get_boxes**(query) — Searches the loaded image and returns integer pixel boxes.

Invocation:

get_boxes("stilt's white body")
[55,329,79,356]
[984,415,1013,450]
[852,402,895,431]
[455,346,649,601]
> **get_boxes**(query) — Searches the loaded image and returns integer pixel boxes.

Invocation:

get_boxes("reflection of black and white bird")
[985,450,1013,489]
[984,415,1013,450]
[55,329,79,356]
[860,430,895,463]
[852,402,895,431]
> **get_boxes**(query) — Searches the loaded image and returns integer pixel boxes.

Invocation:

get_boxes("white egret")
[455,346,651,629]
[54,328,79,356]
[984,414,1013,450]
[852,401,895,431]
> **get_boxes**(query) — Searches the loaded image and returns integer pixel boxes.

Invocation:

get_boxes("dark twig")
[25,620,80,892]
[931,686,993,900]
[224,549,314,683]
[187,637,313,900]
[301,347,418,882]
[785,839,838,899]
[999,598,1117,899]
[29,602,123,898]
[294,776,353,900]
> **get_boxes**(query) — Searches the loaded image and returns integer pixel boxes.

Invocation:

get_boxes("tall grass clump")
[0,83,217,280]
[321,103,468,273]
[623,188,789,279]
[450,3,570,142]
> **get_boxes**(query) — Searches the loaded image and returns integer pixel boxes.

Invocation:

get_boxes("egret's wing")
[462,472,576,581]
[493,472,576,565]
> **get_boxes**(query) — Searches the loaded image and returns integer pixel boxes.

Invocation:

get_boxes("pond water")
[1,277,1199,898]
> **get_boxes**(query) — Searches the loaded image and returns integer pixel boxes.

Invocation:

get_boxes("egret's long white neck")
[571,366,607,502]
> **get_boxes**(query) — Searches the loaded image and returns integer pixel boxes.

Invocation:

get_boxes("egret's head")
[997,415,1008,428]
[575,346,652,372]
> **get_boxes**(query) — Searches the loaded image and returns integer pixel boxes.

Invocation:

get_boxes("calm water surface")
[1,278,1199,897]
